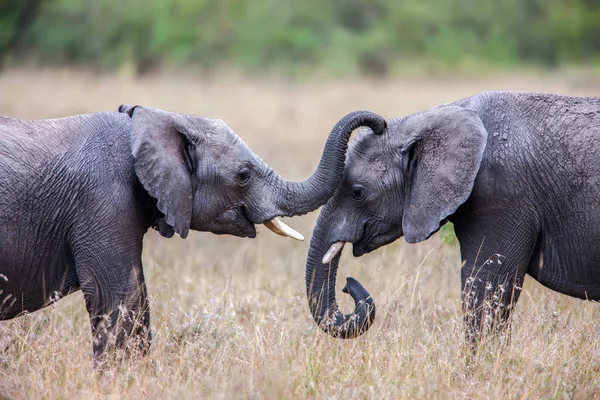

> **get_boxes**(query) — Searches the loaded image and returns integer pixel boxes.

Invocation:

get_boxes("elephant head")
[118,105,387,240]
[306,105,487,338]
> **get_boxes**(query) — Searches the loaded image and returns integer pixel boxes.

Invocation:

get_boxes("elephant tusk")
[322,241,345,264]
[263,217,305,241]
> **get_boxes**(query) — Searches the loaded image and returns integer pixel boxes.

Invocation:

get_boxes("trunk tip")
[342,276,371,300]
[343,276,376,338]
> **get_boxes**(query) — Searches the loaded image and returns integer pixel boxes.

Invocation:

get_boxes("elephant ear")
[402,106,488,243]
[117,104,137,117]
[125,105,198,239]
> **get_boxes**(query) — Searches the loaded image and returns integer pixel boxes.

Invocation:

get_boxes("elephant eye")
[237,168,251,185]
[351,184,365,201]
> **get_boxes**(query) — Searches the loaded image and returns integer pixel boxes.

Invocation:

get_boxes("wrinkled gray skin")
[0,105,386,364]
[306,91,600,343]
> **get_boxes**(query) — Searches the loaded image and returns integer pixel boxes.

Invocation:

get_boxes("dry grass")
[1,68,600,399]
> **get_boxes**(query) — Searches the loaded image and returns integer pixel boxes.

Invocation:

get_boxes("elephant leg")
[454,215,537,347]
[74,239,151,366]
[460,254,525,346]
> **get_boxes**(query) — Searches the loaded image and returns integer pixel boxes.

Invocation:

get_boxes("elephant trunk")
[305,210,376,338]
[275,111,386,217]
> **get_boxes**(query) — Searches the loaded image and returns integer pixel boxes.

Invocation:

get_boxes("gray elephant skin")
[305,91,600,343]
[0,105,386,363]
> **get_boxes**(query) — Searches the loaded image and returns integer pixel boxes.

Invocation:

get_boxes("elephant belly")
[529,237,600,301]
[0,256,80,320]
[535,276,600,301]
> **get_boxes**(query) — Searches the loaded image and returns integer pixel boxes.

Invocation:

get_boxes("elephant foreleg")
[86,279,151,367]
[74,240,151,367]
[455,215,537,348]
[460,255,525,346]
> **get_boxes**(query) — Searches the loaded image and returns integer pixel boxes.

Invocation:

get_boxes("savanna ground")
[1,68,600,399]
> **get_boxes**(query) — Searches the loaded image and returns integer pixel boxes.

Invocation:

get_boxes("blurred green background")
[2,0,600,76]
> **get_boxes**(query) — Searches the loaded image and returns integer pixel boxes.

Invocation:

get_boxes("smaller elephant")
[0,105,386,364]
[305,91,600,344]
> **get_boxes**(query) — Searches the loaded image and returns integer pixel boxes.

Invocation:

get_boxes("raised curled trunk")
[305,209,375,338]
[276,111,386,217]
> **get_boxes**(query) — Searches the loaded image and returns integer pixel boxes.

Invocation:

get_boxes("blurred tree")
[0,0,43,70]
[1,0,599,75]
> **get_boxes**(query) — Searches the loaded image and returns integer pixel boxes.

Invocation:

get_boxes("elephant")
[305,91,600,344]
[0,105,386,364]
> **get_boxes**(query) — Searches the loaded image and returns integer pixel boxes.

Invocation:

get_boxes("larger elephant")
[305,92,600,344]
[0,105,386,363]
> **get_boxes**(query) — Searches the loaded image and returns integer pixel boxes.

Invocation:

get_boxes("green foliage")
[439,222,457,247]
[0,0,43,69]
[2,0,600,74]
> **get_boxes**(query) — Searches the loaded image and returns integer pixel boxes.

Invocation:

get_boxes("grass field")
[1,69,600,399]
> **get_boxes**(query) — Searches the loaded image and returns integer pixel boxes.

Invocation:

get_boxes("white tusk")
[263,217,305,241]
[322,242,345,264]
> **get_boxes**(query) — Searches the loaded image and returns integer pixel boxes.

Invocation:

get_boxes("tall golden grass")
[1,69,600,399]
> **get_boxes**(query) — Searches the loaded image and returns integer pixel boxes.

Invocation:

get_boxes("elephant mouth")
[235,206,257,238]
[245,207,305,241]
[323,226,402,263]
[353,233,398,257]
[357,227,403,255]
[207,206,257,238]
[241,217,258,238]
